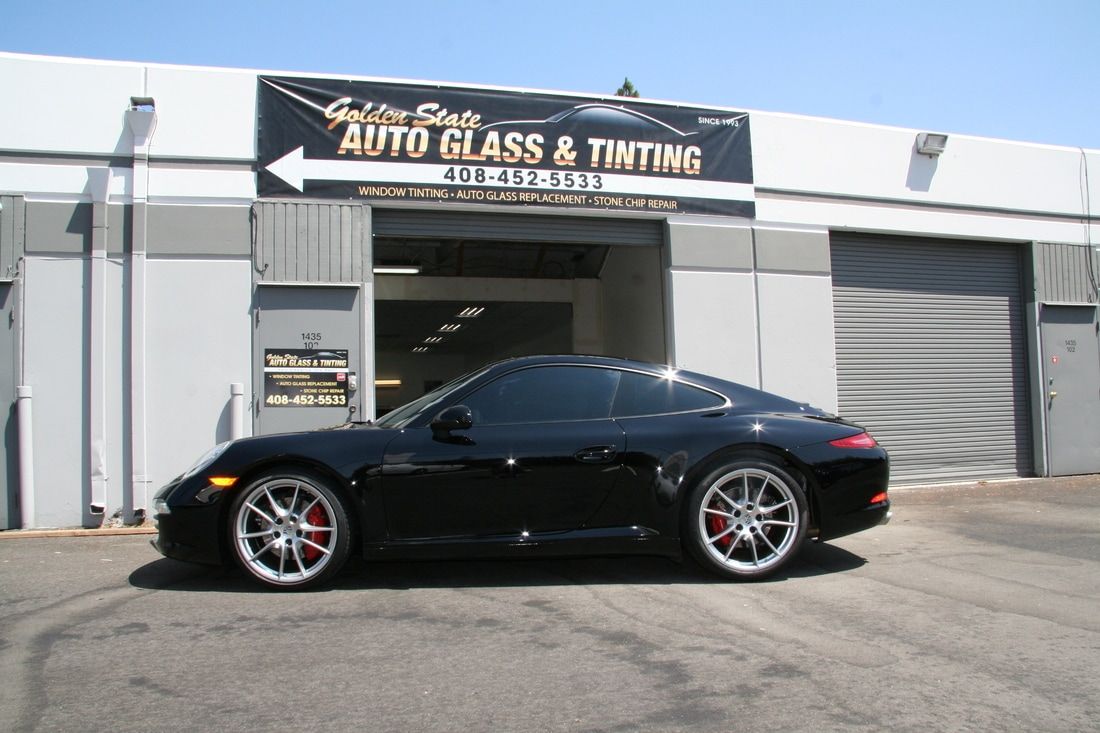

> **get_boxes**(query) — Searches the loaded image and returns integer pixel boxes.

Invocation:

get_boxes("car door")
[380,423,530,540]
[465,364,625,534]
[380,365,624,539]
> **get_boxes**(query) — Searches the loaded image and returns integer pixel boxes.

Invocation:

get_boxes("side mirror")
[431,405,473,435]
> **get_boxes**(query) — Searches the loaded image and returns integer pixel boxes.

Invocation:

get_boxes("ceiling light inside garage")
[373,265,422,275]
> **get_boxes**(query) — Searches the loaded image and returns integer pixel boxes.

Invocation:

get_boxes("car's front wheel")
[686,460,808,580]
[228,470,352,590]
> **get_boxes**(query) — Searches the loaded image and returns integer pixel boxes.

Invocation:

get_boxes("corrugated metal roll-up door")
[253,201,370,283]
[373,209,664,247]
[831,234,1033,484]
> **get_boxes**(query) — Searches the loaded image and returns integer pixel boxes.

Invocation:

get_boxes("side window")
[612,371,725,417]
[464,366,621,425]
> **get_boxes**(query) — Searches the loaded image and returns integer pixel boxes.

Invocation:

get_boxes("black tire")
[685,459,808,580]
[227,469,353,590]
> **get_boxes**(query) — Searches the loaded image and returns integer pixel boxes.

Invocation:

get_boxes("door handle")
[574,445,617,464]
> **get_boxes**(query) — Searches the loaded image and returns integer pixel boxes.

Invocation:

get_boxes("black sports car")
[153,355,890,589]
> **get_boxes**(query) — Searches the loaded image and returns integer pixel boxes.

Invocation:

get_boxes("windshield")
[372,365,489,428]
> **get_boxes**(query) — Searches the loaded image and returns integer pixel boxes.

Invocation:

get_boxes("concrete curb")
[0,526,157,540]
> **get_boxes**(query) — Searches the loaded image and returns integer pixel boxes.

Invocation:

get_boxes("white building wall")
[751,226,838,412]
[752,111,1100,244]
[666,221,760,387]
[21,257,85,526]
[145,259,254,492]
[2,51,1095,242]
[669,270,759,386]
[756,273,838,413]
[23,256,137,527]
[752,112,1094,214]
[0,56,144,155]
[144,65,257,160]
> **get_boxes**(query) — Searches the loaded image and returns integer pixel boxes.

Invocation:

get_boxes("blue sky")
[3,0,1097,149]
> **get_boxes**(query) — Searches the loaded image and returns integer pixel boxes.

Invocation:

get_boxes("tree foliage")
[615,77,640,98]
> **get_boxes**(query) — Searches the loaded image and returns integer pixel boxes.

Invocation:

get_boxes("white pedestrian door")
[1041,305,1100,476]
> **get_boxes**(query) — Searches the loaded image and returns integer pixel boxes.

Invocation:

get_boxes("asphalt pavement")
[1,475,1098,732]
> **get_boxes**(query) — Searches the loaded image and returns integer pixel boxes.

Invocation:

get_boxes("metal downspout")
[126,100,157,523]
[230,383,245,440]
[4,197,35,529]
[13,227,35,527]
[87,169,111,522]
[16,386,33,528]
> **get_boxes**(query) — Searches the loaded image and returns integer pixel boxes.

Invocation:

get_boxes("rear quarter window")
[612,371,726,417]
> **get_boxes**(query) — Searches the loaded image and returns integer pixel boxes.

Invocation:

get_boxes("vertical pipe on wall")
[230,383,244,440]
[126,103,157,523]
[87,170,111,521]
[13,226,31,526]
[16,386,34,528]
[750,228,764,389]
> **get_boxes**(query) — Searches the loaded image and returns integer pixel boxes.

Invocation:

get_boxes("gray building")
[0,52,1097,529]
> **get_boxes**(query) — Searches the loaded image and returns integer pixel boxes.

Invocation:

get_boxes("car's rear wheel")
[228,470,352,590]
[686,460,808,580]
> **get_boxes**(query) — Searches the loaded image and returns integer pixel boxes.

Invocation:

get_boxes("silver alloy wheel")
[697,467,801,573]
[233,478,339,586]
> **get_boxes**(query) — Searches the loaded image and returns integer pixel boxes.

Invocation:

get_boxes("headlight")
[153,497,171,516]
[182,441,232,479]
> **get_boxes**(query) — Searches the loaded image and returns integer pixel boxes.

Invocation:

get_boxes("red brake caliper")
[707,502,732,548]
[303,504,328,562]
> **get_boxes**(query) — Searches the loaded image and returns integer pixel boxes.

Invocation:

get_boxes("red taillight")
[828,432,878,449]
[869,491,889,505]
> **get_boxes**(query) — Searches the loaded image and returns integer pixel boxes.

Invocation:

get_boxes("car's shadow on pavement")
[128,540,866,593]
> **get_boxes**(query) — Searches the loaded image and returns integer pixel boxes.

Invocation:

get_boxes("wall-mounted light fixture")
[373,265,422,275]
[374,379,402,388]
[915,132,948,157]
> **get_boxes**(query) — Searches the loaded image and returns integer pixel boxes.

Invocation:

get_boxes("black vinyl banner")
[257,76,754,217]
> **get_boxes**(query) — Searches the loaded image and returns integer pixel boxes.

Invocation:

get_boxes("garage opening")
[374,300,573,414]
[373,212,666,413]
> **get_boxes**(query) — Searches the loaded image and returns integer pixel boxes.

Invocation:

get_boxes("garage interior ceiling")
[373,237,609,279]
[375,300,573,355]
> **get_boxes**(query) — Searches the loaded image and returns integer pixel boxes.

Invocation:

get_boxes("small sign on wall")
[263,349,349,407]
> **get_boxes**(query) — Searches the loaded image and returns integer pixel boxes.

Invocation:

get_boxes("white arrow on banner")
[265,146,754,203]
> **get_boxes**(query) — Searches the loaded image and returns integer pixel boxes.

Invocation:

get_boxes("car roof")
[479,354,821,415]
[481,354,666,375]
